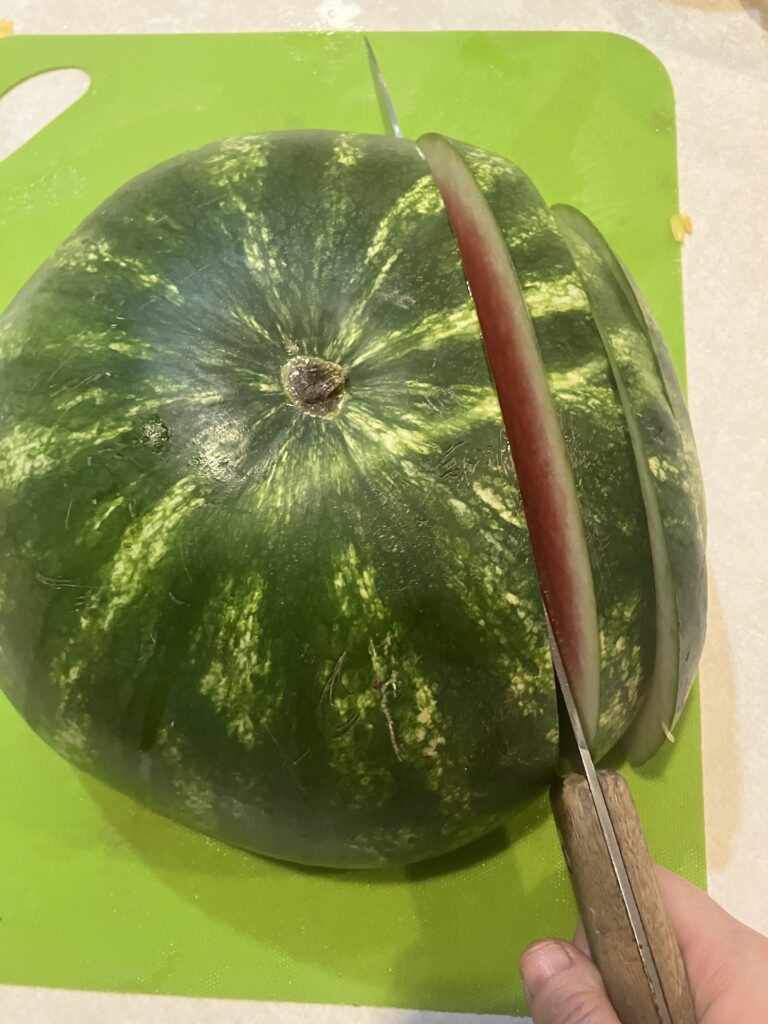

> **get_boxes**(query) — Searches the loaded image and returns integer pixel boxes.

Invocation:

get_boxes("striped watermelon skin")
[0,131,560,867]
[553,206,706,761]
[449,142,657,758]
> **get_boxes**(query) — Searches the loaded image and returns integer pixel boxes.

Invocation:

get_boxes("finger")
[653,864,768,1019]
[520,940,622,1024]
[570,867,730,1017]
[570,865,768,1021]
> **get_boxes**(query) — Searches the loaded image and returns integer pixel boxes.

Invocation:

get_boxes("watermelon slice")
[554,204,706,763]
[419,133,658,757]
[418,132,602,744]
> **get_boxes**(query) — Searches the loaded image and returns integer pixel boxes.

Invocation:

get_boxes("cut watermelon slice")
[554,204,706,763]
[418,132,602,744]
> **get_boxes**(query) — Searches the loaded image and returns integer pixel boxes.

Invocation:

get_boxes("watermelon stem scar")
[281,355,348,418]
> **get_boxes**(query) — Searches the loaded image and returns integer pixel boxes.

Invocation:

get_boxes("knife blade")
[363,36,697,1023]
[364,36,404,138]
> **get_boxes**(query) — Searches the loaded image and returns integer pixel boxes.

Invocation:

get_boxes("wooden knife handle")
[550,770,697,1024]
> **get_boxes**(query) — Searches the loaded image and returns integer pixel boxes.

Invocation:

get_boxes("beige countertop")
[1,1,767,1021]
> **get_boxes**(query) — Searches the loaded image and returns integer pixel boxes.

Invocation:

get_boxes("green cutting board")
[0,31,705,1016]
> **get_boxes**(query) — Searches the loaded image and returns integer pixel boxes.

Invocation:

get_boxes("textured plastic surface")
[0,30,705,1015]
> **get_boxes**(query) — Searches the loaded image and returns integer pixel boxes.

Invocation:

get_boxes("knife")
[548,631,696,1023]
[364,36,698,1024]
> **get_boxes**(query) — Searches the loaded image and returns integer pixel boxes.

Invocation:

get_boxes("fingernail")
[520,942,573,997]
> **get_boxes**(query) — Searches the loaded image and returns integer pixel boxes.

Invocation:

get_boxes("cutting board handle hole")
[0,68,90,161]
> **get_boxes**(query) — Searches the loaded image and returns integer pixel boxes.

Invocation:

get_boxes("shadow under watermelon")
[78,771,563,1011]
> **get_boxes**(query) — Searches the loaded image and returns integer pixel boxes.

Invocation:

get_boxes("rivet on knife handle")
[550,770,697,1024]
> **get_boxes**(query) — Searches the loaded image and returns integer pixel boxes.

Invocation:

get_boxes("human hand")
[519,864,768,1023]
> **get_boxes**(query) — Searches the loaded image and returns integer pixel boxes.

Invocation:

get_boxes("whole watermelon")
[0,130,704,867]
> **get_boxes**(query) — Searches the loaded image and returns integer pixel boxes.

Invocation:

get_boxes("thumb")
[520,940,621,1024]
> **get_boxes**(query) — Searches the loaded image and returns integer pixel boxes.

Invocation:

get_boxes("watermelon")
[0,128,705,867]
[553,205,706,763]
